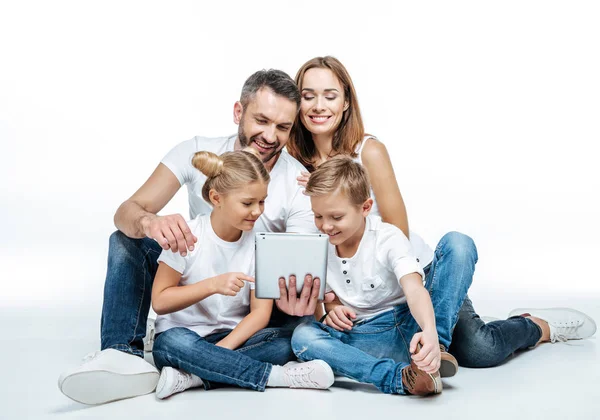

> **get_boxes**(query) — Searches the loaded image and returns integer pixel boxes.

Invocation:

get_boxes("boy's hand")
[409,330,441,374]
[210,272,254,296]
[325,305,357,331]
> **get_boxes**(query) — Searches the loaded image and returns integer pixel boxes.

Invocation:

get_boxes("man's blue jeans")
[153,327,294,391]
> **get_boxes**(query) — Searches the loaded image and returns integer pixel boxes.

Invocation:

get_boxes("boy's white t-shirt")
[161,135,318,234]
[325,215,424,321]
[154,214,256,337]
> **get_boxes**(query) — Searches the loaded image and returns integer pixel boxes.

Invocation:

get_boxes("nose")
[251,204,262,217]
[313,96,325,112]
[322,222,333,232]
[262,124,276,143]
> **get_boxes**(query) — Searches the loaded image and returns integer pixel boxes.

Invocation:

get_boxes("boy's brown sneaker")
[401,345,442,396]
[439,345,458,378]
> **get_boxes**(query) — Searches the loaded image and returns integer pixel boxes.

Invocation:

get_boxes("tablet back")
[255,232,328,299]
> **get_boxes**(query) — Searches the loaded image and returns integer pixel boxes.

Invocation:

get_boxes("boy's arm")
[216,291,273,350]
[399,272,441,373]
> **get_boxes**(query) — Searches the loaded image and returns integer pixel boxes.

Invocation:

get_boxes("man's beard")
[238,124,281,164]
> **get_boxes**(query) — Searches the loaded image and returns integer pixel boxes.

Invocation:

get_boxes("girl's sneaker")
[155,367,203,399]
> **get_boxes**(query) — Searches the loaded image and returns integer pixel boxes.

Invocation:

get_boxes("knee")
[438,231,478,264]
[291,322,323,358]
[108,230,137,259]
[451,329,506,368]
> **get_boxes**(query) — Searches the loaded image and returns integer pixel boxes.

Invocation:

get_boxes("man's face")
[235,88,297,167]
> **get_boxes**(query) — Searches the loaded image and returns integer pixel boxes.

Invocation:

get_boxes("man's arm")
[114,163,197,254]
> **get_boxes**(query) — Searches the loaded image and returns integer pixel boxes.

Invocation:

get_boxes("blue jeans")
[100,231,309,357]
[153,327,296,391]
[292,308,416,394]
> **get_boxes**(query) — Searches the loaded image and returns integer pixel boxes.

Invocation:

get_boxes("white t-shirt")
[354,136,434,268]
[154,214,256,337]
[161,135,317,234]
[326,215,424,321]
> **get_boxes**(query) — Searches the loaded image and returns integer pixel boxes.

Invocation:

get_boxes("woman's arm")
[361,139,410,238]
[151,262,216,315]
[216,291,273,350]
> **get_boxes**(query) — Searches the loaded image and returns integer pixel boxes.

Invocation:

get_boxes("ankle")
[527,316,550,343]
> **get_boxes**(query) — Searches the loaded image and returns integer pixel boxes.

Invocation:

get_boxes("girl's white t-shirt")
[154,214,256,337]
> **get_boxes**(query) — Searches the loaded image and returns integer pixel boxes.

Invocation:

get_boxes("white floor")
[2,291,599,420]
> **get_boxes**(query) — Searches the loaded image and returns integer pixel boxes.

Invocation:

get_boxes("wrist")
[139,214,156,236]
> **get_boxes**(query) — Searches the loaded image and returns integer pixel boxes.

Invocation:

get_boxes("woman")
[287,56,596,369]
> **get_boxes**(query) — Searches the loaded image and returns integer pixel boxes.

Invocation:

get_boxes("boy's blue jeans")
[100,230,542,378]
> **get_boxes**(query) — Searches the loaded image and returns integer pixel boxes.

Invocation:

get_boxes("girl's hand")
[325,305,357,331]
[297,171,311,188]
[210,272,254,296]
[409,330,441,374]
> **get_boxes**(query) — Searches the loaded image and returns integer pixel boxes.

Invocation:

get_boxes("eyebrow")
[302,88,340,93]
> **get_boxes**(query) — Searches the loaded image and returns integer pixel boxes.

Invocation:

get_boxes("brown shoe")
[401,345,442,396]
[439,345,458,378]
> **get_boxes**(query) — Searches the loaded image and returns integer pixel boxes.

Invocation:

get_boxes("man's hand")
[141,214,197,256]
[210,272,255,297]
[324,305,356,331]
[409,330,441,374]
[275,274,335,316]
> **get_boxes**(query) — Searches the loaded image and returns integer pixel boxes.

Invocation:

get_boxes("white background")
[1,0,599,312]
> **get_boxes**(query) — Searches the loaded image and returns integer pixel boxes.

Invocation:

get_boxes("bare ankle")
[527,316,550,343]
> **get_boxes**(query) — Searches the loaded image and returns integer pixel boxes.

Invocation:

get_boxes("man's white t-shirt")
[161,135,317,233]
[325,215,424,321]
[155,214,256,337]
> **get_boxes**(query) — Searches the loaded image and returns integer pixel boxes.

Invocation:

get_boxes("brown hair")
[287,56,365,172]
[304,156,370,206]
[192,149,270,204]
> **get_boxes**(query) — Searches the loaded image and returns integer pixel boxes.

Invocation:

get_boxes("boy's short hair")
[304,156,371,205]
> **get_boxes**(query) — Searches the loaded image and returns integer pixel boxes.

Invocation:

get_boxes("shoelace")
[286,365,319,388]
[82,351,102,363]
[402,365,417,390]
[171,371,193,394]
[550,320,583,343]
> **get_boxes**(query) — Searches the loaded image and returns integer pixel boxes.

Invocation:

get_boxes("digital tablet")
[254,232,328,300]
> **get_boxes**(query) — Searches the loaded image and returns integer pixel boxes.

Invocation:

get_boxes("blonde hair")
[304,156,370,206]
[288,56,366,172]
[192,148,270,204]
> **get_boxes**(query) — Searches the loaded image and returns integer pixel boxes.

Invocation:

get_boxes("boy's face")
[310,189,372,247]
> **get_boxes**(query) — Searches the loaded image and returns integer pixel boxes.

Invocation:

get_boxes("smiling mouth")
[327,231,341,237]
[309,115,332,123]
[254,139,277,149]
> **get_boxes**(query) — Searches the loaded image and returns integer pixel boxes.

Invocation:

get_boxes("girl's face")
[215,181,268,231]
[310,189,371,247]
[300,68,349,139]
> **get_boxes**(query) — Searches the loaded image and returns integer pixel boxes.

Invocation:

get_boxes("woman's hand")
[297,171,311,188]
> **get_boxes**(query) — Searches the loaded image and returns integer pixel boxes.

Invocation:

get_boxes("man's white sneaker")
[155,367,204,399]
[58,349,159,405]
[282,360,334,389]
[508,307,597,342]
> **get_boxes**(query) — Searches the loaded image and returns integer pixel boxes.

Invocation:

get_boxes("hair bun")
[192,151,224,178]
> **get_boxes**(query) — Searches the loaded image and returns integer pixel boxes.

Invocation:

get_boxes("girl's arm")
[361,138,410,239]
[152,264,254,315]
[399,272,441,373]
[216,291,273,350]
[152,262,215,315]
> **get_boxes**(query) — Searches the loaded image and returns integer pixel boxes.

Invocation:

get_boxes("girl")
[292,157,447,396]
[151,149,334,399]
[287,56,596,371]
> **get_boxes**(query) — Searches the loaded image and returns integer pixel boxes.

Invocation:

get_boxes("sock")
[266,365,287,387]
[190,373,204,388]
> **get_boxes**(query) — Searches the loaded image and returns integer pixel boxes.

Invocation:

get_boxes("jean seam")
[129,246,159,349]
[237,330,279,352]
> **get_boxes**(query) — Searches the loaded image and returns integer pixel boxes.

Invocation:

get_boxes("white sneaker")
[283,360,334,389]
[144,318,156,352]
[508,308,597,342]
[155,367,204,399]
[58,349,159,405]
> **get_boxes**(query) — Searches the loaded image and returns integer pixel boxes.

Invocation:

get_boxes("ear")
[362,198,373,217]
[233,101,243,124]
[209,189,222,207]
[343,99,350,112]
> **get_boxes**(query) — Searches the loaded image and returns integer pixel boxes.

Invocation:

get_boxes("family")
[58,56,597,403]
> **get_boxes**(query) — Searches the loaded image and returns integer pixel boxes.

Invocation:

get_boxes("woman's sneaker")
[58,349,159,405]
[508,307,597,342]
[155,367,204,399]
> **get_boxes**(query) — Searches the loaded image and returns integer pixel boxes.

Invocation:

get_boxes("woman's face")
[300,68,349,139]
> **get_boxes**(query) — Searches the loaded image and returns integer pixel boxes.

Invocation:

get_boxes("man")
[58,69,333,405]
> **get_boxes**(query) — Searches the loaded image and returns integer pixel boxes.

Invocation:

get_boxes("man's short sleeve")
[160,138,198,186]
